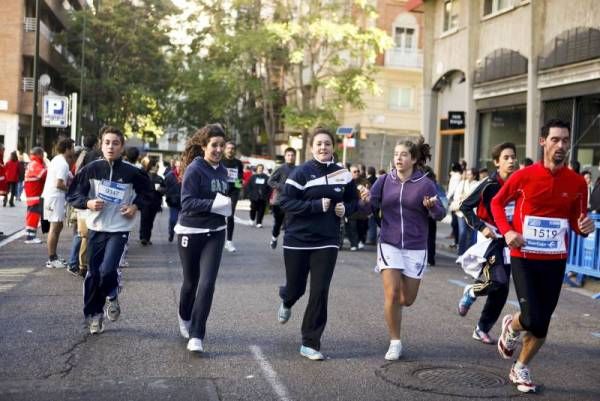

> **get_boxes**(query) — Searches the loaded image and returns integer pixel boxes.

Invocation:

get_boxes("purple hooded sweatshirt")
[370,169,446,250]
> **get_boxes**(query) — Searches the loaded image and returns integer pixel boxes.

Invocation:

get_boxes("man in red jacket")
[24,147,47,244]
[491,119,595,393]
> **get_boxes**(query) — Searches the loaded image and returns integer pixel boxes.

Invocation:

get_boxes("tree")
[57,0,179,137]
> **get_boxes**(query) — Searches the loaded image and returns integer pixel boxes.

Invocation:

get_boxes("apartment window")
[443,0,460,32]
[394,27,415,50]
[389,87,413,110]
[483,0,512,15]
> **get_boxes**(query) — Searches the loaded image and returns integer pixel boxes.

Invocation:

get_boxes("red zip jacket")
[24,155,47,206]
[491,162,588,260]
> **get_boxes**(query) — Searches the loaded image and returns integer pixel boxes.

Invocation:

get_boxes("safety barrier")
[566,213,600,299]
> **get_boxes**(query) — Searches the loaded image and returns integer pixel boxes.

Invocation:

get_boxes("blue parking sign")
[42,95,69,128]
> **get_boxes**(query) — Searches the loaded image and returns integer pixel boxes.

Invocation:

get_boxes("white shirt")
[42,154,70,199]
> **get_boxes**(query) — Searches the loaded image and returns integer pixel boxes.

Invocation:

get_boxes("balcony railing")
[24,18,54,41]
[384,48,423,69]
[22,77,34,92]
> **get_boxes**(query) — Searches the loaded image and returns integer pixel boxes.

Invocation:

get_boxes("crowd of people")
[0,118,598,394]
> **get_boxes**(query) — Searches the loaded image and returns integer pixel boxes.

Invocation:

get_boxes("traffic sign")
[42,95,69,128]
[336,126,354,135]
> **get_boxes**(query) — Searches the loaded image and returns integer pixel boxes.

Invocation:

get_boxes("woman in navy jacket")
[175,124,232,353]
[277,128,359,361]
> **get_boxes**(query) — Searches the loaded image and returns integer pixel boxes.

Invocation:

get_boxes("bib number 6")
[181,236,189,248]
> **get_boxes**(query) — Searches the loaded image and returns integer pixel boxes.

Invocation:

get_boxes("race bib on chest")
[521,215,568,254]
[226,168,238,183]
[255,178,265,185]
[98,179,127,204]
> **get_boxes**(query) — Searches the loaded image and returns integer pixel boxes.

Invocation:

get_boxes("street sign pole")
[70,93,77,142]
[29,0,41,148]
[342,137,347,167]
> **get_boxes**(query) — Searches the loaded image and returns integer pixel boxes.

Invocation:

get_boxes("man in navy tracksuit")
[277,129,359,360]
[67,126,153,334]
[267,147,297,249]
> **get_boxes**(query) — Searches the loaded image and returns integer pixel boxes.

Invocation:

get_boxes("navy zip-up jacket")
[280,159,359,249]
[67,158,153,232]
[178,157,229,230]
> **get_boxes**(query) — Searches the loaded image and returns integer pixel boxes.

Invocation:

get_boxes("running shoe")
[24,238,42,244]
[498,314,520,359]
[46,259,66,269]
[224,241,237,253]
[300,345,324,361]
[89,315,104,334]
[458,285,476,316]
[384,340,402,360]
[472,326,494,344]
[509,363,538,393]
[187,338,204,352]
[105,297,121,322]
[67,264,80,277]
[350,246,358,251]
[178,315,191,339]
[358,241,365,249]
[278,303,291,324]
[256,223,263,228]
[270,237,278,250]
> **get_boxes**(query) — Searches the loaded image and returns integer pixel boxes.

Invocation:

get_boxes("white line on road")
[592,332,600,338]
[249,345,292,401]
[447,279,519,307]
[0,229,26,248]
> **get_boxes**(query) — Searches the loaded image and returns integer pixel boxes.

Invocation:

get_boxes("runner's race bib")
[505,201,515,223]
[226,168,238,183]
[255,178,265,185]
[98,179,127,205]
[521,215,568,254]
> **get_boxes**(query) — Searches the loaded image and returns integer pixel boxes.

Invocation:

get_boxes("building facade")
[0,0,85,157]
[410,0,600,185]
[337,0,424,170]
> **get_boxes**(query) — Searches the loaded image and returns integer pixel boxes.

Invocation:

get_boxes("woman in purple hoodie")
[368,137,446,360]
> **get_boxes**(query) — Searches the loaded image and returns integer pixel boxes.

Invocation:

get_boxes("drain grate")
[376,361,512,398]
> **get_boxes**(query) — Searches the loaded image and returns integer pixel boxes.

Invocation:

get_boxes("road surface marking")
[0,229,26,248]
[0,267,34,294]
[592,332,600,338]
[249,345,292,401]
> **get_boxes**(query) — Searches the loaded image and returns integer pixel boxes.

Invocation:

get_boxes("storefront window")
[573,94,600,173]
[477,107,526,171]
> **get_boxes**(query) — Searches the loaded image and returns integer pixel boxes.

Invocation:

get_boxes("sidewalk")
[0,199,26,240]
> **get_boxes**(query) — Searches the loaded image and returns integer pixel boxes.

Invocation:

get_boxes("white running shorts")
[376,243,428,279]
[43,197,66,223]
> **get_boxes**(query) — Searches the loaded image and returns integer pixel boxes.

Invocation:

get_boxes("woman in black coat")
[139,157,165,245]
[246,164,271,228]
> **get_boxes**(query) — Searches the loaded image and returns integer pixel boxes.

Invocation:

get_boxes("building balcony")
[384,48,423,70]
[23,18,77,70]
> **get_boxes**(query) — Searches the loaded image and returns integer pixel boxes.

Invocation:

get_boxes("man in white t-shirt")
[42,138,74,268]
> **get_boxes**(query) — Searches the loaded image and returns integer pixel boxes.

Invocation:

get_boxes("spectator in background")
[520,157,533,169]
[447,162,464,248]
[268,147,297,249]
[247,164,270,228]
[164,160,182,242]
[42,137,75,268]
[81,134,102,166]
[582,170,593,211]
[3,151,19,207]
[569,159,581,174]
[139,157,165,246]
[346,165,370,251]
[366,166,378,244]
[23,147,47,244]
[0,144,7,205]
[17,152,26,201]
[124,147,141,166]
[478,168,489,181]
[377,169,387,176]
[456,168,480,256]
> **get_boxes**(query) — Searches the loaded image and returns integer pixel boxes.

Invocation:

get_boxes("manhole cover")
[376,361,513,398]
[413,367,505,388]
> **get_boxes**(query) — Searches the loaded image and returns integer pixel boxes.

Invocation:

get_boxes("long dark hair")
[181,124,226,175]
[396,135,432,169]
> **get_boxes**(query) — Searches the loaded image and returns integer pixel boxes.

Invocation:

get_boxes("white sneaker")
[358,241,365,249]
[89,315,104,335]
[178,315,191,339]
[300,345,324,361]
[187,338,204,352]
[224,241,237,252]
[256,223,263,228]
[46,259,66,269]
[24,238,42,244]
[385,340,402,360]
[350,246,358,251]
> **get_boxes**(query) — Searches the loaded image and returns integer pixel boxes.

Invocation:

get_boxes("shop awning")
[404,0,424,11]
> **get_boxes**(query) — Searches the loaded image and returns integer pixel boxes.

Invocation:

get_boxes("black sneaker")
[168,233,174,242]
[67,265,80,277]
[140,239,148,246]
[270,237,277,249]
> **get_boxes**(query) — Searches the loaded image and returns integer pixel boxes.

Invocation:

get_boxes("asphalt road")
[0,211,599,401]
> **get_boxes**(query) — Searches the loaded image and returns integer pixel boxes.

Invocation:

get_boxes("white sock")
[390,339,401,345]
[514,360,526,370]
